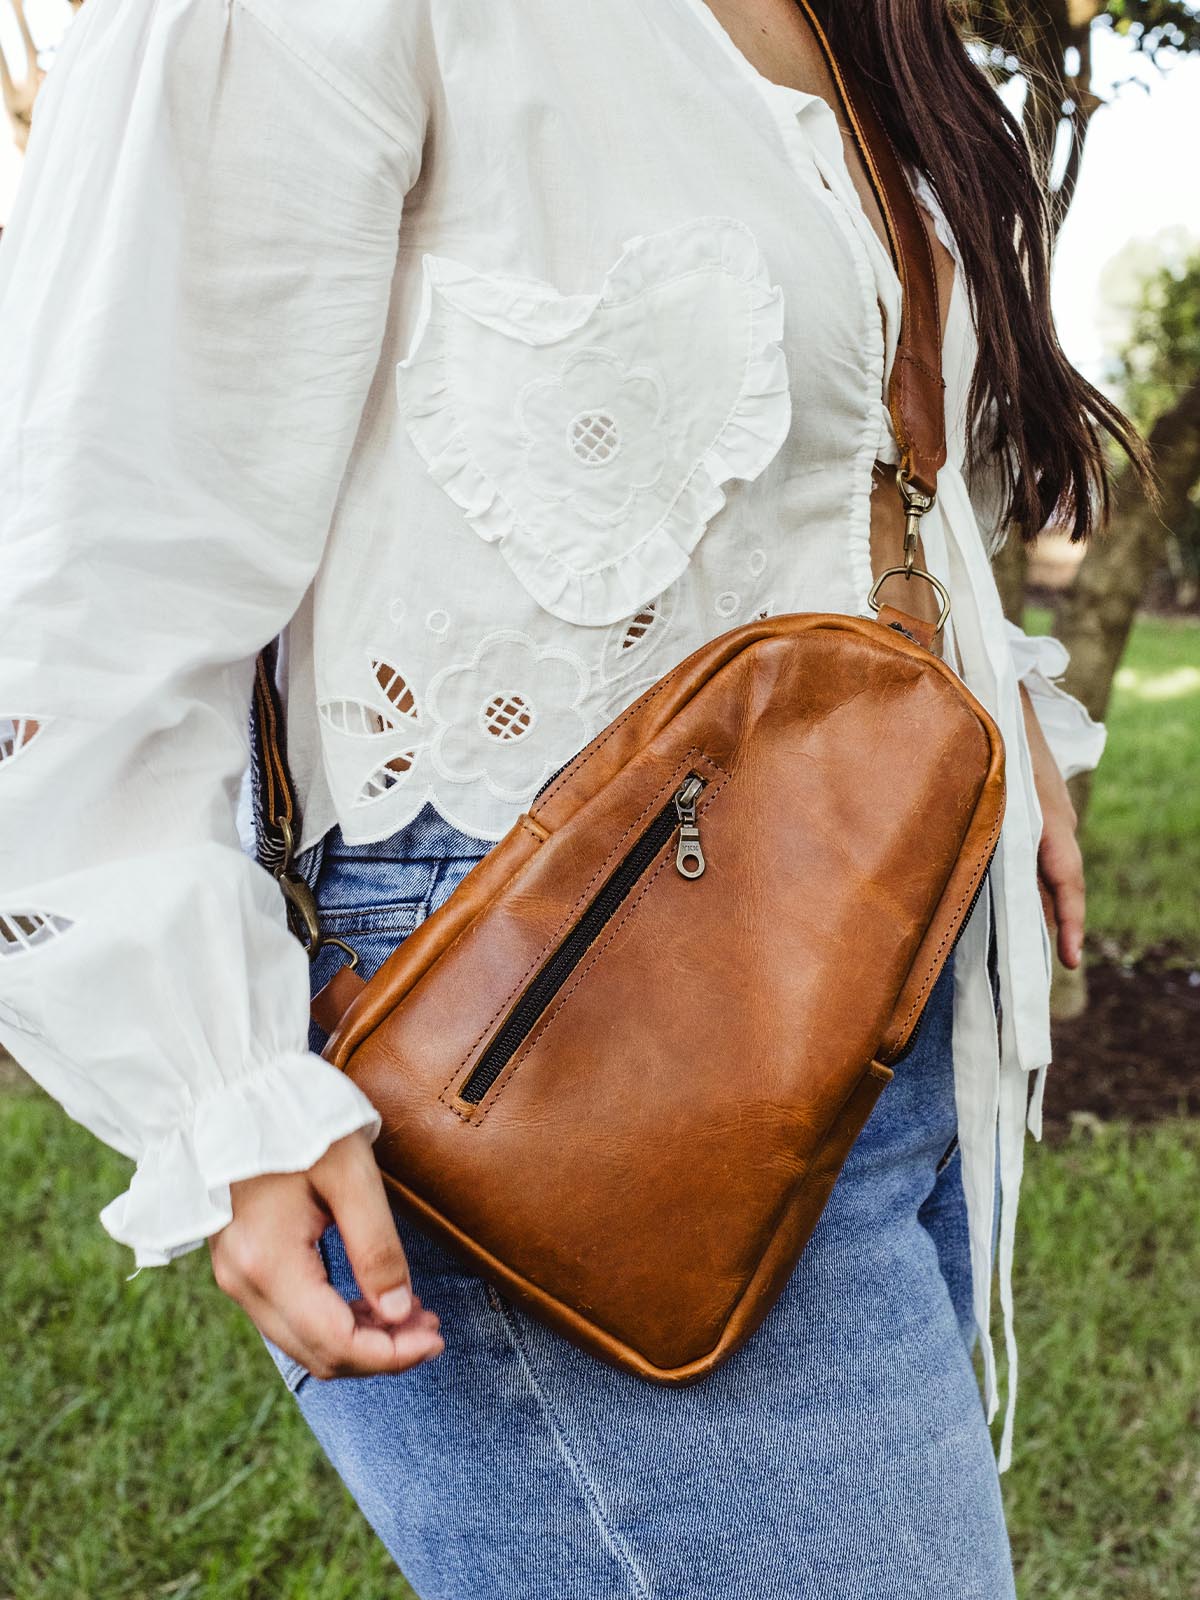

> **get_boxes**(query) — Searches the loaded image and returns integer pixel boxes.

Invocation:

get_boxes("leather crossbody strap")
[794,0,947,496]
[249,636,292,878]
[248,635,323,948]
[252,10,949,922]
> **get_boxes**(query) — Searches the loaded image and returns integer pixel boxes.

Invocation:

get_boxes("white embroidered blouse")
[0,0,1104,1465]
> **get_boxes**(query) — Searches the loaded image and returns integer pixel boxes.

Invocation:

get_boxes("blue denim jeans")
[265,804,1015,1599]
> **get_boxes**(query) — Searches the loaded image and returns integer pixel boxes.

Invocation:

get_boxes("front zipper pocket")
[457,774,708,1105]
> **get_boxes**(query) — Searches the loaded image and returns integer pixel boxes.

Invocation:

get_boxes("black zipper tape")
[458,779,703,1104]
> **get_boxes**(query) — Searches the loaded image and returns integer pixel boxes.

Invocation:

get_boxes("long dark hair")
[813,0,1153,540]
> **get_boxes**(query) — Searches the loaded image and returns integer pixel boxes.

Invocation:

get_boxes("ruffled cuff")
[1004,620,1107,781]
[98,1052,382,1268]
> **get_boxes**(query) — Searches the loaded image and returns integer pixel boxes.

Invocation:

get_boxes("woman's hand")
[1019,683,1086,970]
[208,1127,444,1381]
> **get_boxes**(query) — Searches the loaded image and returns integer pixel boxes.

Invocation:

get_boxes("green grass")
[1024,607,1200,960]
[0,1078,413,1600]
[3,1081,1198,1598]
[1003,1118,1200,1597]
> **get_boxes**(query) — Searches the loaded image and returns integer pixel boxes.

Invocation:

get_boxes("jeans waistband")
[291,803,493,891]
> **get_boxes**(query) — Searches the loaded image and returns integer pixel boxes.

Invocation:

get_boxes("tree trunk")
[1058,375,1200,718]
[991,532,1030,624]
[1056,373,1200,820]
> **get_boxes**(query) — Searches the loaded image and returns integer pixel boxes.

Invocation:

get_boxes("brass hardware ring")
[867,565,952,634]
[315,935,360,973]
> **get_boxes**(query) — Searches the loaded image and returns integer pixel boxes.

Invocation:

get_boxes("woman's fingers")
[1018,681,1087,970]
[235,1262,443,1381]
[312,1130,419,1324]
[260,1201,445,1377]
[1039,819,1086,969]
[277,1281,443,1381]
[213,1199,445,1380]
[211,1130,446,1381]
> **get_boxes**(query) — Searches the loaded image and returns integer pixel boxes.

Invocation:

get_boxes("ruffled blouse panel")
[395,219,792,626]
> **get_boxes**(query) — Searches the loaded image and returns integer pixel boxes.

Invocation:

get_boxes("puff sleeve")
[0,0,423,1264]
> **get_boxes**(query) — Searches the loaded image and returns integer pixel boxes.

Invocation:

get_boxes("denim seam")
[487,1288,652,1600]
[293,830,327,893]
[266,1338,311,1395]
[315,901,427,936]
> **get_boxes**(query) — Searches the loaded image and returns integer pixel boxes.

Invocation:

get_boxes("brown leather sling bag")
[251,6,1005,1383]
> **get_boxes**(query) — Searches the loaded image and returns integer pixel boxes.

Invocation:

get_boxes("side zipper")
[458,774,708,1105]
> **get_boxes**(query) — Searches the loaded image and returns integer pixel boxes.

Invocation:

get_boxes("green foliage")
[965,0,1200,77]
[1082,614,1200,957]
[1099,240,1200,597]
[1107,238,1200,432]
[1101,0,1200,57]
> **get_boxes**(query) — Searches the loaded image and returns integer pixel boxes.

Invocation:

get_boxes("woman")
[0,0,1147,1594]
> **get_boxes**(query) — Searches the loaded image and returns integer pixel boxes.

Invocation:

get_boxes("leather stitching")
[523,616,780,814]
[895,349,944,386]
[530,615,781,810]
[438,747,721,1117]
[871,108,942,338]
[858,87,946,482]
[336,685,733,1067]
[379,1048,889,1384]
[461,753,729,1125]
[798,0,944,485]
[535,669,684,810]
[886,795,1004,1053]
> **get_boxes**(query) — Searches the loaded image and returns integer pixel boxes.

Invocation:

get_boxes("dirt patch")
[1043,957,1200,1129]
[0,1053,31,1091]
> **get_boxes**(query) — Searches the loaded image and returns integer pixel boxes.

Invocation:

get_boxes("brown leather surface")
[310,963,367,1039]
[324,613,1004,1379]
[875,602,940,654]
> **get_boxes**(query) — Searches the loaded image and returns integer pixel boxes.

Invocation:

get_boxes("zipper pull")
[674,775,706,879]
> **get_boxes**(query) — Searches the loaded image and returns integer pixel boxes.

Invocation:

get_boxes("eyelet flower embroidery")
[319,658,429,808]
[517,349,666,524]
[427,630,591,802]
[396,217,790,625]
[600,592,673,686]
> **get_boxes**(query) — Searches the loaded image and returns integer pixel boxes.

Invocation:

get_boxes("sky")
[1048,24,1200,380]
[2,4,1198,383]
